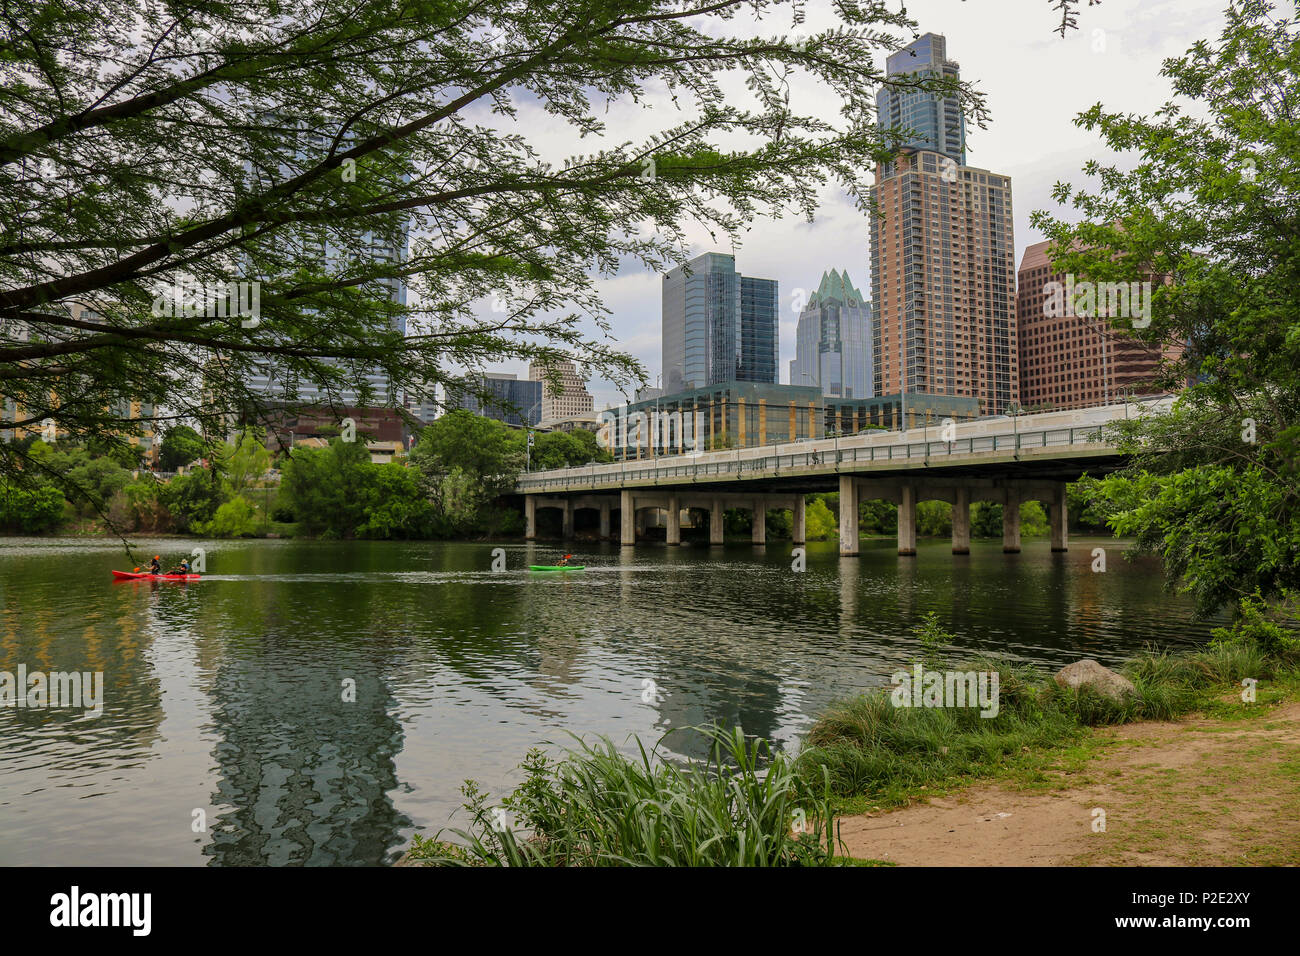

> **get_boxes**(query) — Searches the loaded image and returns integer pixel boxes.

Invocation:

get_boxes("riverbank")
[404,596,1300,866]
[837,694,1300,866]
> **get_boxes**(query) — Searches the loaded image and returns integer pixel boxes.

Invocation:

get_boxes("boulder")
[1053,659,1137,701]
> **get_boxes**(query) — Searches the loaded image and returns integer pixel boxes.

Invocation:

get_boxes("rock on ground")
[1053,659,1137,701]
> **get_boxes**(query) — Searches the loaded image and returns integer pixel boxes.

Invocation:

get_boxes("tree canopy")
[1032,0,1300,615]
[0,0,1010,486]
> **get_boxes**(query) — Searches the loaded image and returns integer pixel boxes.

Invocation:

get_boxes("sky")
[455,0,1231,411]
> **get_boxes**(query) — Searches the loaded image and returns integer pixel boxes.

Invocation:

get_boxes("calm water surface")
[0,535,1221,865]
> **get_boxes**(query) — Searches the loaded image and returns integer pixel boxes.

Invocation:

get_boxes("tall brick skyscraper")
[869,36,1018,419]
[1016,240,1178,410]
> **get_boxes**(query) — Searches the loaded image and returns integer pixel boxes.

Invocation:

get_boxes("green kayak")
[530,565,585,571]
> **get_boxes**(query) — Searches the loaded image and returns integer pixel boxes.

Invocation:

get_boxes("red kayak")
[112,570,201,581]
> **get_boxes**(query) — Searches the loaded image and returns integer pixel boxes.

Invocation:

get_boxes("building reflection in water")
[203,663,408,866]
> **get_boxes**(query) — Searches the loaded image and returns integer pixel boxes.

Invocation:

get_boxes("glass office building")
[446,372,542,427]
[662,253,778,392]
[789,269,873,399]
[875,33,966,165]
[739,275,779,385]
[603,381,823,459]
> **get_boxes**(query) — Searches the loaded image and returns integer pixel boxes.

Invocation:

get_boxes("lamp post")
[1120,384,1136,420]
[1007,401,1023,458]
[524,399,542,472]
[656,363,683,457]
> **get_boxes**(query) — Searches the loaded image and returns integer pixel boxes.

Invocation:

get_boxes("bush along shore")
[404,595,1300,867]
[3,413,1113,543]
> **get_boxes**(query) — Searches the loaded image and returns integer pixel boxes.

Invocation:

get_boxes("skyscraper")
[869,36,1018,418]
[662,252,778,391]
[528,360,593,425]
[788,269,874,399]
[1017,240,1178,410]
[244,121,408,408]
[875,33,966,165]
[447,372,542,426]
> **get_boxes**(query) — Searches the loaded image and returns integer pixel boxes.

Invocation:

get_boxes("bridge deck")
[515,400,1160,495]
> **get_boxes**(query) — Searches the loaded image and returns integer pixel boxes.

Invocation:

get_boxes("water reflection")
[0,535,1224,865]
[203,663,408,866]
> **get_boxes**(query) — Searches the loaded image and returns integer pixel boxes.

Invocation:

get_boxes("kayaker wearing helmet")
[556,553,573,567]
[149,556,162,575]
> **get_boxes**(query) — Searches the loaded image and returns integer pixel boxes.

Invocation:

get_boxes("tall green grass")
[798,598,1300,805]
[409,726,842,866]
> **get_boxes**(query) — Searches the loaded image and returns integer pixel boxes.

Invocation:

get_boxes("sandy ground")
[837,701,1300,866]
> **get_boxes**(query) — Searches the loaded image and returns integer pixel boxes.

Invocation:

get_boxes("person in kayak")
[556,553,573,567]
[170,558,191,576]
[149,555,162,575]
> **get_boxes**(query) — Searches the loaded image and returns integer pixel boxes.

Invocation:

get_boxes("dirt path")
[836,701,1300,866]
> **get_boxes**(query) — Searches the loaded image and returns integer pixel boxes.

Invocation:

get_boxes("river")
[0,534,1220,865]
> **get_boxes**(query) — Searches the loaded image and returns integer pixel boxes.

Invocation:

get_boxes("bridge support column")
[1050,483,1068,552]
[1003,488,1021,553]
[952,487,970,555]
[525,495,536,540]
[792,496,806,546]
[620,490,635,546]
[636,509,647,536]
[667,494,681,546]
[839,475,859,556]
[561,499,574,539]
[710,497,724,545]
[599,501,611,540]
[751,499,766,545]
[897,484,917,556]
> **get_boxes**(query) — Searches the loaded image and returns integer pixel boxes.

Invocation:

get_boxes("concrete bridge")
[517,398,1166,556]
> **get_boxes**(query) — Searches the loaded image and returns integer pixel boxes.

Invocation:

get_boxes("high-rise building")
[2,303,160,457]
[875,33,966,165]
[869,35,1018,419]
[447,372,542,426]
[788,269,873,399]
[662,253,778,392]
[401,382,440,425]
[244,121,408,408]
[529,360,593,426]
[1016,240,1179,410]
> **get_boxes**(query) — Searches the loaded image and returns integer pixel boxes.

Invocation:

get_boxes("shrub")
[199,496,260,537]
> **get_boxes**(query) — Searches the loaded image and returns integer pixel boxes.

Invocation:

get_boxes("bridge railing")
[516,424,1113,493]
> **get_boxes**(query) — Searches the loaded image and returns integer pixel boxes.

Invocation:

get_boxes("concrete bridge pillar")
[897,483,917,556]
[599,501,611,540]
[636,509,647,536]
[751,499,766,545]
[620,490,635,546]
[1003,488,1021,553]
[525,495,536,540]
[667,494,681,546]
[792,495,806,546]
[952,487,970,555]
[839,475,859,556]
[1050,483,1069,552]
[710,497,724,545]
[561,499,574,539]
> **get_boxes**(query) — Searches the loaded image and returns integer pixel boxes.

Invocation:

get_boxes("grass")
[407,726,845,866]
[798,630,1298,812]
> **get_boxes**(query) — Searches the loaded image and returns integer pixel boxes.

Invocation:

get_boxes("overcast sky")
[459,0,1230,411]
